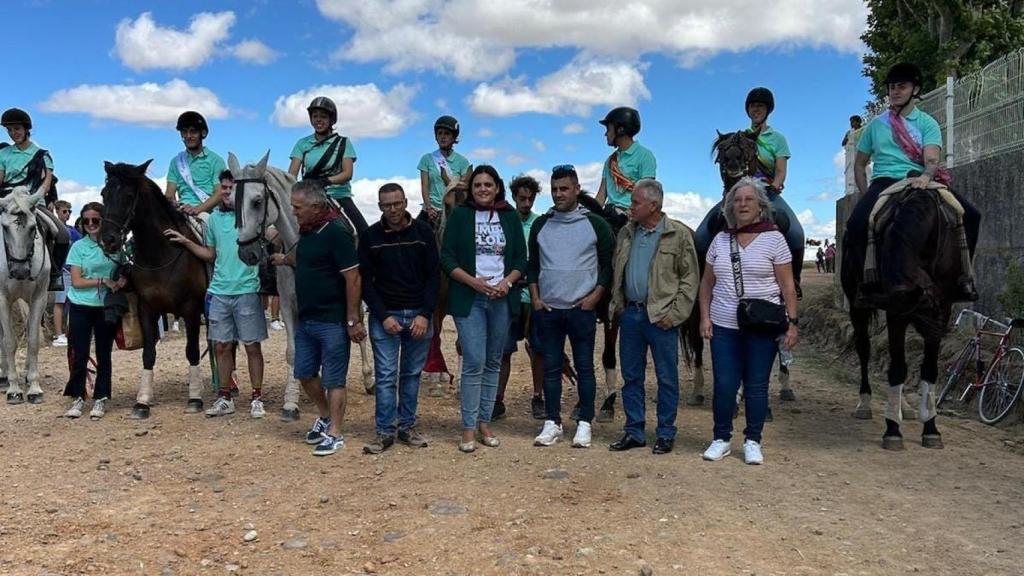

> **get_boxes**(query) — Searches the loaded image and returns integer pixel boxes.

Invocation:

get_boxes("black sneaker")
[492,400,507,420]
[363,434,395,454]
[397,428,428,448]
[531,395,545,420]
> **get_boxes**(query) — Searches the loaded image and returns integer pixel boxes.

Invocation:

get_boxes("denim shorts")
[504,302,541,355]
[207,293,268,344]
[53,270,72,303]
[294,319,351,389]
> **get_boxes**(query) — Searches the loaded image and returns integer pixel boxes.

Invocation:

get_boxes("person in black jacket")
[358,183,440,454]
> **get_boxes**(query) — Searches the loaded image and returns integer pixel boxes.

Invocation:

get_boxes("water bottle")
[777,336,794,367]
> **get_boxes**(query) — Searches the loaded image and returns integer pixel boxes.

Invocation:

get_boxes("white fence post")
[945,75,955,167]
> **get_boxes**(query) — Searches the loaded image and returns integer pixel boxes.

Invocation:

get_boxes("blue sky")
[7,0,871,242]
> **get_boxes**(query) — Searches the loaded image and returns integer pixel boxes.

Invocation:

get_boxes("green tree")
[862,0,1024,100]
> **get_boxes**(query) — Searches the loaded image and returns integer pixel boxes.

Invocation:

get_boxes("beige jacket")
[610,215,700,328]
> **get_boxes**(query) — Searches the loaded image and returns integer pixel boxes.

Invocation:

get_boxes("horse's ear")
[27,185,47,207]
[227,152,241,176]
[745,130,759,141]
[716,129,723,138]
[256,150,270,174]
[139,159,154,174]
[104,161,114,174]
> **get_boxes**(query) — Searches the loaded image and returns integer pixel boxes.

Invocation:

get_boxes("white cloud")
[316,0,866,80]
[114,11,235,71]
[60,176,167,218]
[662,192,720,230]
[270,84,417,138]
[469,57,650,117]
[232,39,278,64]
[797,209,837,241]
[477,127,495,138]
[532,139,546,152]
[563,123,585,135]
[40,79,229,127]
[467,148,496,161]
[506,154,529,166]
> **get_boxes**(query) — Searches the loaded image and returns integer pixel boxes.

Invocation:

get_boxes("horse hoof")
[130,404,151,420]
[852,407,873,420]
[280,407,300,422]
[686,393,705,406]
[363,382,375,395]
[27,393,44,404]
[921,434,944,449]
[7,392,24,405]
[881,436,904,451]
[427,385,445,398]
[184,399,203,413]
[779,389,797,402]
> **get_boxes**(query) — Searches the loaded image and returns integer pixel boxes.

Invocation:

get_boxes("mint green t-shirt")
[746,125,791,178]
[166,147,227,207]
[857,108,942,181]
[417,149,471,210]
[66,236,118,307]
[290,134,357,199]
[602,141,657,210]
[0,142,53,186]
[519,212,539,303]
[205,209,260,296]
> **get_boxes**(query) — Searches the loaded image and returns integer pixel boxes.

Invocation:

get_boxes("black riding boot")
[48,239,70,291]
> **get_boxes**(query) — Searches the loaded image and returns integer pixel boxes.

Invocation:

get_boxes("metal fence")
[915,48,1024,167]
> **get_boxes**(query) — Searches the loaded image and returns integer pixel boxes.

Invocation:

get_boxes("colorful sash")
[888,110,951,185]
[608,151,635,193]
[176,152,211,203]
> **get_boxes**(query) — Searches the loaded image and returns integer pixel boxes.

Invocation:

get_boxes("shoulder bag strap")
[729,233,745,298]
[302,135,343,180]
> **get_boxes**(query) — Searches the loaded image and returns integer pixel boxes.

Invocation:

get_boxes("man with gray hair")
[272,180,366,456]
[608,178,699,454]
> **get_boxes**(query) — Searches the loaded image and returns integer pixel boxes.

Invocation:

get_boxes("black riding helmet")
[745,87,775,115]
[176,111,208,134]
[434,115,460,139]
[2,108,32,130]
[599,107,641,137]
[884,62,923,87]
[307,96,338,125]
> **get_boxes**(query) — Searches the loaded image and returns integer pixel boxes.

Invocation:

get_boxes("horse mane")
[577,190,603,213]
[106,163,189,229]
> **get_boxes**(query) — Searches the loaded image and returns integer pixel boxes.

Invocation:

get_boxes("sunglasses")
[82,217,101,226]
[552,164,576,173]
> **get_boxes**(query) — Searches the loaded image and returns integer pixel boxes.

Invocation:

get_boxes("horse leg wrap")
[283,373,300,409]
[884,384,904,423]
[137,369,154,405]
[919,380,938,422]
[188,365,203,400]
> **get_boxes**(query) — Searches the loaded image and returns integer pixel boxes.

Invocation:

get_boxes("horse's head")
[442,165,472,211]
[0,185,45,280]
[100,159,154,253]
[712,130,759,188]
[228,151,275,266]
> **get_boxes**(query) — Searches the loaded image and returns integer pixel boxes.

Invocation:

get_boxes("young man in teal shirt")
[165,111,227,217]
[595,107,656,214]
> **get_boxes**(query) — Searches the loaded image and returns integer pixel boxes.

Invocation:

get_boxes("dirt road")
[1,272,1022,575]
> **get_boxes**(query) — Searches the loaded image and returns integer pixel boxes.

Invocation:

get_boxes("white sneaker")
[250,398,266,419]
[743,440,764,465]
[90,398,107,419]
[571,421,592,448]
[52,334,67,347]
[702,439,732,461]
[534,420,563,446]
[204,397,235,417]
[270,320,285,331]
[65,397,85,418]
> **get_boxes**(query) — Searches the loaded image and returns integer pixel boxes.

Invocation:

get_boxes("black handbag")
[729,234,789,335]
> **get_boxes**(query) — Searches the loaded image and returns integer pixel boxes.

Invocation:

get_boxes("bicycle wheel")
[978,347,1024,424]
[938,340,977,408]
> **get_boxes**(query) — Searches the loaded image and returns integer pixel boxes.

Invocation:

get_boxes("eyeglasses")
[59,209,71,214]
[82,217,101,226]
[378,200,406,211]
[552,164,576,174]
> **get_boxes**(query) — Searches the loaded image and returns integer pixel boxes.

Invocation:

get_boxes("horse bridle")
[101,178,142,251]
[235,177,278,248]
[1,210,39,279]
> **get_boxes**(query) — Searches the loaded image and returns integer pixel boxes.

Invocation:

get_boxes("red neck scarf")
[888,109,952,185]
[299,205,341,234]
[726,220,778,234]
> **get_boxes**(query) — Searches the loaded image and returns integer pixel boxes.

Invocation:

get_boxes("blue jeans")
[534,306,597,424]
[453,295,509,429]
[619,306,680,441]
[709,324,777,443]
[369,310,433,436]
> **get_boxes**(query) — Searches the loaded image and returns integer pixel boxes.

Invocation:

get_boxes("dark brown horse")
[99,160,208,419]
[841,182,971,449]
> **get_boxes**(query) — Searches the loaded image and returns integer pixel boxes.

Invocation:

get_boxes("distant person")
[51,200,82,347]
[816,246,825,273]
[843,115,864,196]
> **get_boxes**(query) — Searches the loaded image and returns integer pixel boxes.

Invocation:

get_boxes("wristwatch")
[347,319,360,327]
[505,280,513,289]
[789,317,800,327]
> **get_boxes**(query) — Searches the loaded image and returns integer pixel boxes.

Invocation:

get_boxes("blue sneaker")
[305,417,331,445]
[313,434,344,456]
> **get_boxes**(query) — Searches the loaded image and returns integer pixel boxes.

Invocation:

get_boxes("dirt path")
[2,273,1023,575]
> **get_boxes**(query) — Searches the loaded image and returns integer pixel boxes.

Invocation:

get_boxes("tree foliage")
[862,0,1024,100]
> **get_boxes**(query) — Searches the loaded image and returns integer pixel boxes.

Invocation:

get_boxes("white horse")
[0,185,53,404]
[229,152,373,421]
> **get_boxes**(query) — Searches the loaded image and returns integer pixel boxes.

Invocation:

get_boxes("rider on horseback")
[594,107,656,224]
[848,62,980,302]
[0,108,70,291]
[418,115,471,226]
[165,111,227,218]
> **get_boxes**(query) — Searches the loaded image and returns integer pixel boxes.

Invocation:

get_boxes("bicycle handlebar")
[954,308,1011,334]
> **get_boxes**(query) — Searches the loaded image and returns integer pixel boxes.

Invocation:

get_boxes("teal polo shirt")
[624,217,664,303]
[746,125,791,178]
[857,108,942,181]
[290,133,357,199]
[166,147,226,207]
[417,149,471,209]
[0,142,53,186]
[602,141,657,210]
[66,236,118,307]
[205,209,260,296]
[519,211,539,304]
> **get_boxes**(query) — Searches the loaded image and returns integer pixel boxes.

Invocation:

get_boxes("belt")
[626,300,646,308]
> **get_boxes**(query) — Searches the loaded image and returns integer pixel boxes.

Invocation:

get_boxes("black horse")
[99,161,208,419]
[841,182,974,449]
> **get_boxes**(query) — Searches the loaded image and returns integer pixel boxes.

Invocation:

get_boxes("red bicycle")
[938,309,1024,424]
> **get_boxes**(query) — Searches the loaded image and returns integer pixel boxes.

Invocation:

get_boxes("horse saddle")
[869,179,961,238]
